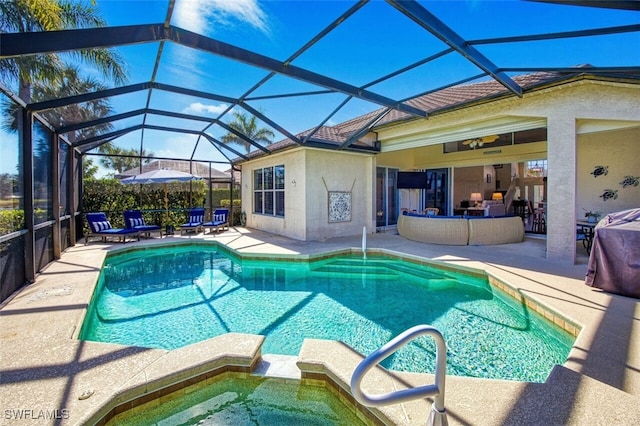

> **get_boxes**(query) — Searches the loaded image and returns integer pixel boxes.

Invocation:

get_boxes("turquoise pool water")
[114,374,365,425]
[81,244,574,382]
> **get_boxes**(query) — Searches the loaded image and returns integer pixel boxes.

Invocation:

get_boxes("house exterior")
[238,70,640,264]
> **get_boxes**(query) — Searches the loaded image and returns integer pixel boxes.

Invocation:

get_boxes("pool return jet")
[351,324,448,426]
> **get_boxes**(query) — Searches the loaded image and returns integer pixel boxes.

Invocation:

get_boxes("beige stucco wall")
[304,149,375,241]
[241,148,307,240]
[240,147,375,241]
[577,127,640,218]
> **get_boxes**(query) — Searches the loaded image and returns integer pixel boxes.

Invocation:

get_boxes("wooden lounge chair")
[180,208,205,235]
[203,208,229,235]
[85,212,140,245]
[123,210,162,238]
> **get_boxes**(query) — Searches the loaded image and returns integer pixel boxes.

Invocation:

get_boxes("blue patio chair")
[123,210,162,239]
[203,208,229,235]
[85,212,140,245]
[180,208,205,235]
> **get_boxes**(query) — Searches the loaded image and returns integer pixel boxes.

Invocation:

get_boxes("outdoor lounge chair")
[123,210,162,238]
[85,212,140,245]
[180,208,205,235]
[203,208,229,235]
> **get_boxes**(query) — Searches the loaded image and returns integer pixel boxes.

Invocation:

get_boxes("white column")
[546,115,577,263]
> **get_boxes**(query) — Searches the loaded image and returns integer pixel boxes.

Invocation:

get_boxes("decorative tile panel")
[328,191,351,223]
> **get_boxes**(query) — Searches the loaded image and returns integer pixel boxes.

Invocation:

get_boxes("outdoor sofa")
[398,212,524,245]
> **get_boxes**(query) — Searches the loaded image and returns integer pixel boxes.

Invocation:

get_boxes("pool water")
[113,374,365,425]
[81,244,574,382]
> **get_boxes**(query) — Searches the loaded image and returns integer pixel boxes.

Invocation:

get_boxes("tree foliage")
[82,157,99,181]
[97,146,154,175]
[2,65,116,142]
[221,111,275,153]
[0,0,127,101]
[0,209,25,235]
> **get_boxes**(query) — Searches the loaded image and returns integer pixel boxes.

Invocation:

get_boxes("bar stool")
[532,208,546,233]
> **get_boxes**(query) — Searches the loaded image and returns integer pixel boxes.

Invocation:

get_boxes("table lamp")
[492,192,503,203]
[470,193,482,207]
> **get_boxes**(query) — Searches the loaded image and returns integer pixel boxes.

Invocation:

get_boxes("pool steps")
[252,354,301,380]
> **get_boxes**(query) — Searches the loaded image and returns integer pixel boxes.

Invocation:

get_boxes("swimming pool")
[80,244,574,382]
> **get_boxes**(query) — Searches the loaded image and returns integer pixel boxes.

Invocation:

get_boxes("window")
[525,160,547,177]
[253,165,285,217]
[443,128,547,153]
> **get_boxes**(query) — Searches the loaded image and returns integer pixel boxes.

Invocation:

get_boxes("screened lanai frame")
[0,0,639,302]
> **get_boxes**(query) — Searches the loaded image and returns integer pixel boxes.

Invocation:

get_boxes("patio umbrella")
[120,169,203,224]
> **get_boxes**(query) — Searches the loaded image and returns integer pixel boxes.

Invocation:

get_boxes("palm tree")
[8,66,113,138]
[82,157,99,181]
[221,111,275,153]
[0,0,127,104]
[0,0,130,178]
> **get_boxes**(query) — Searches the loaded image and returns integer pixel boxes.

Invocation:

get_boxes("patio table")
[577,220,597,254]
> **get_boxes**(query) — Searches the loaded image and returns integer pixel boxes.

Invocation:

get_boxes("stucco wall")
[577,127,640,218]
[241,147,375,241]
[304,149,375,241]
[241,148,307,240]
[453,166,484,206]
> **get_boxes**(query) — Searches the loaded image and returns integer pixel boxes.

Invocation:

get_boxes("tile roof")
[118,159,231,179]
[240,68,631,162]
[365,71,567,129]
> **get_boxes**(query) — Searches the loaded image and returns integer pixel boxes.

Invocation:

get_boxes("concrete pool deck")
[0,227,638,425]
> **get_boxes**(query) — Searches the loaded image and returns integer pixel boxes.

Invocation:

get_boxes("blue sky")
[2,0,639,175]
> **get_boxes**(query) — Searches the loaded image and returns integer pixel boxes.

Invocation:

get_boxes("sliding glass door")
[376,167,399,228]
[423,168,449,215]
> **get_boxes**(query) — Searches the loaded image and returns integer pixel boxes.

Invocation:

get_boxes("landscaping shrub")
[81,179,232,228]
[0,210,24,235]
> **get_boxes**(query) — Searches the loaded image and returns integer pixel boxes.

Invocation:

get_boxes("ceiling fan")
[462,135,499,149]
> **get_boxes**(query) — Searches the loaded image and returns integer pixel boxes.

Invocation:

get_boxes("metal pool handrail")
[350,324,448,426]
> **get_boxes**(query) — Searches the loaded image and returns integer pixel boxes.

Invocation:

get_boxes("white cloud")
[174,0,270,35]
[183,102,229,115]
